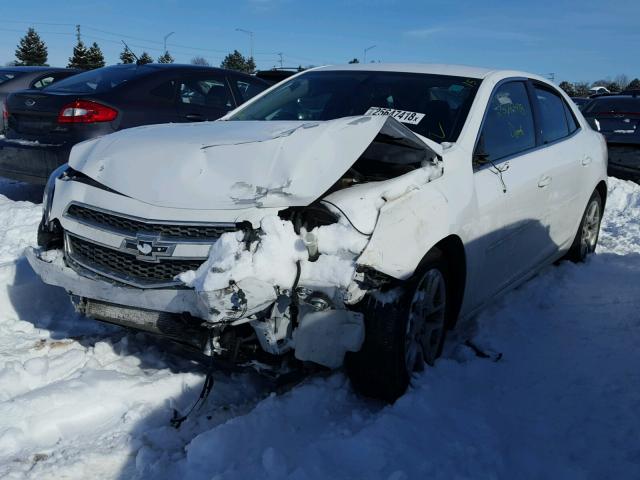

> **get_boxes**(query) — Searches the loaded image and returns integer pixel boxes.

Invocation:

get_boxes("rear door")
[176,73,235,122]
[530,82,586,248]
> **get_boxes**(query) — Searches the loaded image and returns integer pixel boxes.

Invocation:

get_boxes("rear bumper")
[0,139,70,184]
[607,144,640,181]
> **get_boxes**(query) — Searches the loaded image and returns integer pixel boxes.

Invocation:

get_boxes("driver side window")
[475,81,535,166]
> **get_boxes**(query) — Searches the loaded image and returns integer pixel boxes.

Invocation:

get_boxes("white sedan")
[29,64,607,401]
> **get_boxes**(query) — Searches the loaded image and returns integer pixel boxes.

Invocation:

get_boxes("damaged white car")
[29,64,608,400]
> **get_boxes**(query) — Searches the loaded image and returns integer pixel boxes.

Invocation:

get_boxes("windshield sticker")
[364,107,425,125]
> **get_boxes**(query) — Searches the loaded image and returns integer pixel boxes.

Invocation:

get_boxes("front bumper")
[0,139,70,184]
[26,247,277,324]
[27,247,365,367]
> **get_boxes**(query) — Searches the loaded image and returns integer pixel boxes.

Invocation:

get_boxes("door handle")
[581,156,592,166]
[538,175,552,188]
[185,113,204,121]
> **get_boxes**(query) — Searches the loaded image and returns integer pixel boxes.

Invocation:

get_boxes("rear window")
[583,97,640,114]
[229,70,481,143]
[0,71,21,85]
[44,65,150,94]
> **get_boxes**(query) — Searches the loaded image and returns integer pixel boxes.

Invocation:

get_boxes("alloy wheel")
[405,268,447,370]
[580,199,601,258]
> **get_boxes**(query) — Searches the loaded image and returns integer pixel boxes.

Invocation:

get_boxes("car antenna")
[120,41,141,65]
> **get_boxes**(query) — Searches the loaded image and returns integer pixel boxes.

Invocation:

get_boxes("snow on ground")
[0,176,639,479]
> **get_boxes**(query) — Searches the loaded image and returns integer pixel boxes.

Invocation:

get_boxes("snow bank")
[598,177,640,255]
[0,188,42,264]
[1,177,639,479]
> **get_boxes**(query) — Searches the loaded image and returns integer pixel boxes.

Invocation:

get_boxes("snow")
[0,176,639,479]
[178,214,368,310]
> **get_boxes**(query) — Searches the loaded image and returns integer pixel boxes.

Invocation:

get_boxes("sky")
[1,0,639,83]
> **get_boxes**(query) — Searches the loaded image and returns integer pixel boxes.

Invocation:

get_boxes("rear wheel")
[565,190,603,262]
[346,254,449,402]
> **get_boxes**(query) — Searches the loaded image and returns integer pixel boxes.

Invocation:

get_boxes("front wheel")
[565,190,603,262]
[346,255,449,402]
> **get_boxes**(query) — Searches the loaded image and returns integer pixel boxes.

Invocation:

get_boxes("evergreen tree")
[220,50,254,73]
[191,56,209,66]
[627,78,640,90]
[246,56,256,73]
[68,40,90,69]
[119,47,136,64]
[157,51,174,63]
[559,81,576,97]
[138,52,154,65]
[15,28,48,66]
[86,42,105,69]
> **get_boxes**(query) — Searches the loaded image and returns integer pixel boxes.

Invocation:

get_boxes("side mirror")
[473,135,490,168]
[472,150,490,168]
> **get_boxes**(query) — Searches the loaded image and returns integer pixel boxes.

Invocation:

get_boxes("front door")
[468,80,555,308]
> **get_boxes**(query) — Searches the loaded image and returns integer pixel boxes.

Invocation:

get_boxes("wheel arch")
[595,180,607,210]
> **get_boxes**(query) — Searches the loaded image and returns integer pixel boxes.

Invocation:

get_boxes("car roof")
[313,63,497,79]
[103,63,232,73]
[0,66,75,73]
[92,63,261,80]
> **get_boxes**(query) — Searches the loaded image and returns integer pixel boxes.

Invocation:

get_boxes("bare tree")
[574,82,590,97]
[614,74,630,90]
[559,81,576,97]
[190,56,210,66]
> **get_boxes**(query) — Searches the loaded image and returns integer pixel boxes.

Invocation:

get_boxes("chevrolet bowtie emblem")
[122,235,175,262]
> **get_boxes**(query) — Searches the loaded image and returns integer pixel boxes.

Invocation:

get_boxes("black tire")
[346,254,450,402]
[565,190,603,263]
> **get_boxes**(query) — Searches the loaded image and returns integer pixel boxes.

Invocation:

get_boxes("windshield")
[229,70,481,143]
[44,65,150,94]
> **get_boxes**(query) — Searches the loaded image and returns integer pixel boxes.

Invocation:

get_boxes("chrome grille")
[66,204,236,239]
[66,234,204,287]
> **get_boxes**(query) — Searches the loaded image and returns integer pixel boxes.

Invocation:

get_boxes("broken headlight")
[38,164,69,249]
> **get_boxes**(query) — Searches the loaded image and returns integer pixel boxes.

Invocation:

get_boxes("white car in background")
[589,85,610,96]
[29,64,607,401]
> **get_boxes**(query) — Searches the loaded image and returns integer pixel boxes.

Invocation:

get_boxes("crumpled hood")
[69,116,438,210]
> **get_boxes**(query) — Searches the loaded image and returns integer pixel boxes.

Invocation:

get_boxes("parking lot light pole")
[236,28,254,60]
[163,32,175,53]
[364,45,376,64]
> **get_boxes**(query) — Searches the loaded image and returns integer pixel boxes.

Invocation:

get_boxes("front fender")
[356,184,451,280]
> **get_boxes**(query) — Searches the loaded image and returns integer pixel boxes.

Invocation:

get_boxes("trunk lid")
[593,113,640,134]
[6,90,96,142]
